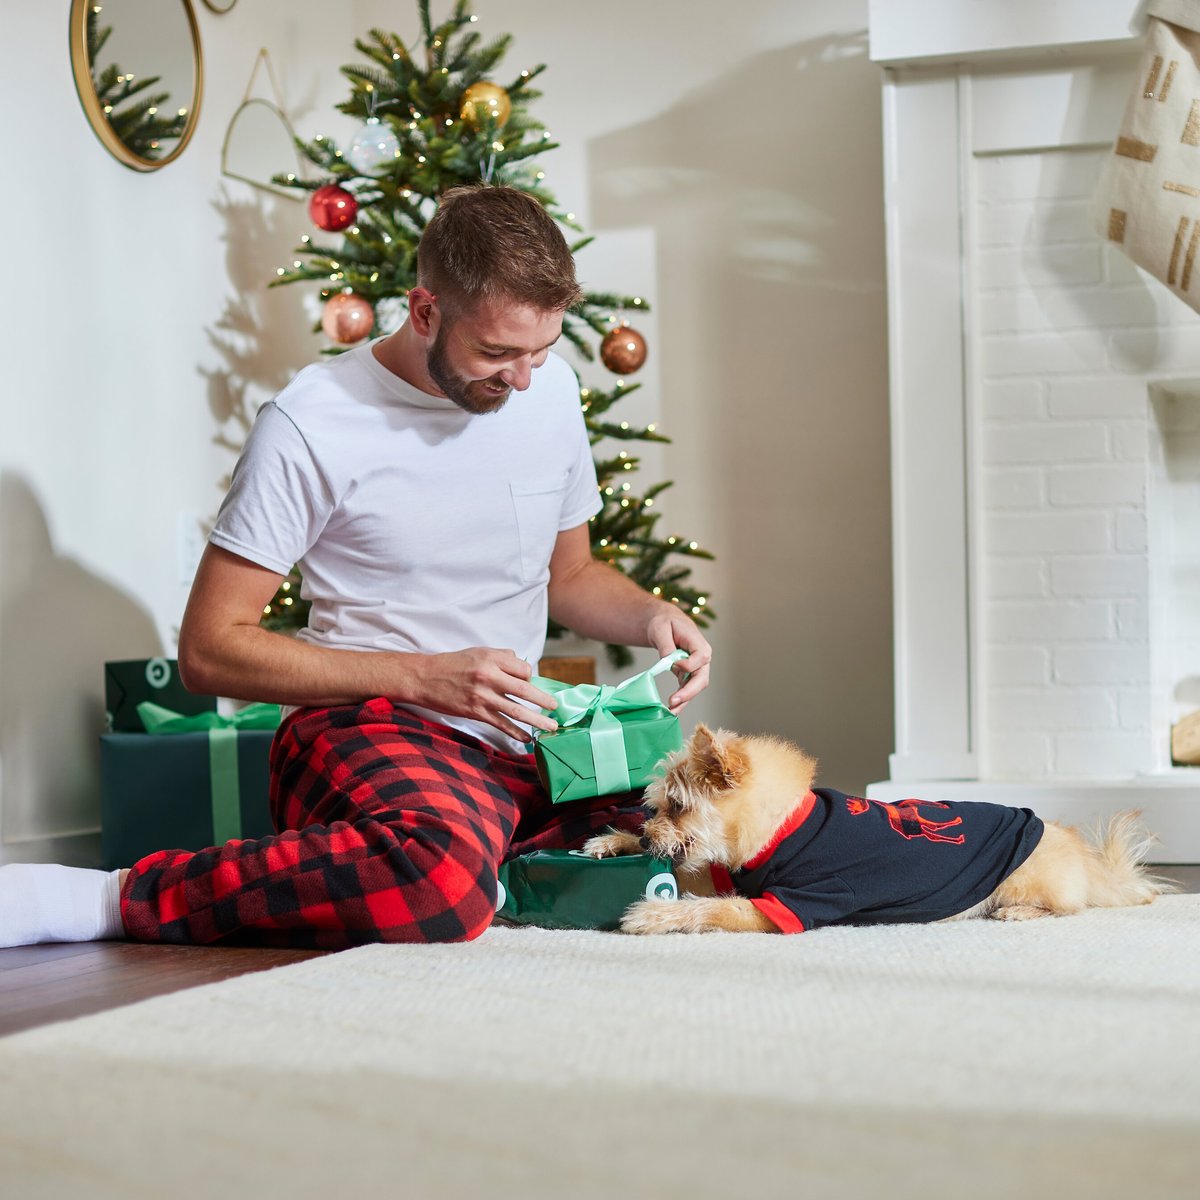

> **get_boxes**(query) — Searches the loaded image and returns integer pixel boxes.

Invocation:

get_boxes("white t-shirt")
[209,338,602,753]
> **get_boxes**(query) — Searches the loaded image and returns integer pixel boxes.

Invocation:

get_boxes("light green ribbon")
[531,651,687,795]
[136,701,282,842]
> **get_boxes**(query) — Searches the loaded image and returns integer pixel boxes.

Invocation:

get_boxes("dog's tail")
[1085,810,1177,907]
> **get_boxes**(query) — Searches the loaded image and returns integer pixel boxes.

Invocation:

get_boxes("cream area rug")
[2,897,1200,1199]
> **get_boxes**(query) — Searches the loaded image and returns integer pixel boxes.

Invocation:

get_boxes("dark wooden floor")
[0,942,330,1039]
[3,865,1198,1041]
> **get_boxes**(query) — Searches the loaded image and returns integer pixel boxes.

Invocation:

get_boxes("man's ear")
[407,286,439,338]
[689,724,750,790]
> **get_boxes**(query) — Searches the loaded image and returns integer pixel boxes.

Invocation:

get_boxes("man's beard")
[426,325,512,415]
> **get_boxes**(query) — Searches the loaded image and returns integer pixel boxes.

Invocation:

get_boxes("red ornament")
[308,184,358,232]
[321,293,374,344]
[600,324,648,374]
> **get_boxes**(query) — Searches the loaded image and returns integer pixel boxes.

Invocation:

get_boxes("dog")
[582,724,1172,935]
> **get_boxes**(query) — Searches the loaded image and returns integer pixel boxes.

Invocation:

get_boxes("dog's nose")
[638,836,652,851]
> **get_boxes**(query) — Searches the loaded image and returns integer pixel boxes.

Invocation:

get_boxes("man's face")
[425,297,564,415]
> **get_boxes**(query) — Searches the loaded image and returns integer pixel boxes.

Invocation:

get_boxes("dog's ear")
[689,724,750,790]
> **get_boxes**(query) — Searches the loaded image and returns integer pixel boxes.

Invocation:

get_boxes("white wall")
[0,0,890,864]
[1,1,345,861]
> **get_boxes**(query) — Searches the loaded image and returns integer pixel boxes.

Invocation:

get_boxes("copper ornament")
[600,325,648,374]
[321,292,374,344]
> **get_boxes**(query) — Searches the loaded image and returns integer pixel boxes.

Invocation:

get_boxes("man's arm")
[546,524,712,710]
[177,544,559,740]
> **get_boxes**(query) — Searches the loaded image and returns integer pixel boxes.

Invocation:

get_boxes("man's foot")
[0,864,126,947]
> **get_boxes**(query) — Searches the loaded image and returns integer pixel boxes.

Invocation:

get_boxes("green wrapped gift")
[496,850,678,931]
[99,702,282,869]
[531,651,687,804]
[104,658,217,732]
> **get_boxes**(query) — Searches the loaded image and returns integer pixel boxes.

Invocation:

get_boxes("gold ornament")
[460,81,511,129]
[600,324,648,375]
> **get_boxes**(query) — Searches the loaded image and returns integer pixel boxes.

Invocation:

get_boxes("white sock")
[0,864,125,948]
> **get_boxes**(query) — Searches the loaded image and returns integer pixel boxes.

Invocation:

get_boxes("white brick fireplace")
[866,0,1200,859]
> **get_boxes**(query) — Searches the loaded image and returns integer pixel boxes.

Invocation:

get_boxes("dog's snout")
[638,836,652,851]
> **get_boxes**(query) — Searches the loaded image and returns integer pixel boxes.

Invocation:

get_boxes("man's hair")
[416,185,583,314]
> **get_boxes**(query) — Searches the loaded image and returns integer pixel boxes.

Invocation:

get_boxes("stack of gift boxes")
[498,651,685,930]
[100,654,684,930]
[99,658,279,870]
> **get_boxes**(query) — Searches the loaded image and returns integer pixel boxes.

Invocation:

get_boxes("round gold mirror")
[69,0,203,172]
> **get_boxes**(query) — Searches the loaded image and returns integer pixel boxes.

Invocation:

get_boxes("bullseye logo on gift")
[645,872,677,901]
[144,658,172,689]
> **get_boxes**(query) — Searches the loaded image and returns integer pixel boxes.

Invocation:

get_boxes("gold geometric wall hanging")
[221,47,307,200]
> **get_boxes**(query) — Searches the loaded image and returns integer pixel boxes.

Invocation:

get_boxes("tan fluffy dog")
[583,724,1172,935]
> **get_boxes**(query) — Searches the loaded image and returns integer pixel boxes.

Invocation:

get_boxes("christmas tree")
[262,0,712,667]
[86,8,188,161]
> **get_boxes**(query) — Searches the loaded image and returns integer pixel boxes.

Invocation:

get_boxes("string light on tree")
[261,565,310,627]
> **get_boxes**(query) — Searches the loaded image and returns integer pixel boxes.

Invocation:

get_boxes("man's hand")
[646,609,712,713]
[178,547,560,738]
[417,648,559,742]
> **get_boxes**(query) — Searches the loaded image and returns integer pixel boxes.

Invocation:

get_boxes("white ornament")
[347,116,399,174]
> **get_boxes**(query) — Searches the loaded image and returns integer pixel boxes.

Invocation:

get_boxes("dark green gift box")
[104,658,216,732]
[99,729,276,869]
[496,850,678,931]
[531,652,687,804]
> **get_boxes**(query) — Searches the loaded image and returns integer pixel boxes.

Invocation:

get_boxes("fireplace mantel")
[865,0,1200,859]
[869,0,1141,67]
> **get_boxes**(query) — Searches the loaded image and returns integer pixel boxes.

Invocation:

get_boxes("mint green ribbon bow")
[531,651,687,795]
[136,701,282,842]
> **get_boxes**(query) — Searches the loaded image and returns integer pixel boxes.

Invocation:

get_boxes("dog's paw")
[992,904,1053,922]
[579,829,643,859]
[621,895,776,935]
[620,897,689,935]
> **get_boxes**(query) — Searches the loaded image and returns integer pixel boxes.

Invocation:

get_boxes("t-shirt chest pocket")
[510,473,567,582]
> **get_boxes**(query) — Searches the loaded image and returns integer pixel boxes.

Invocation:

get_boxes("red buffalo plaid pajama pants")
[119,698,647,948]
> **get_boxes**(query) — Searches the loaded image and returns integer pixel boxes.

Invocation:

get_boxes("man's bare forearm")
[548,559,713,710]
[178,622,426,709]
[547,559,673,648]
[179,624,561,739]
[175,541,561,736]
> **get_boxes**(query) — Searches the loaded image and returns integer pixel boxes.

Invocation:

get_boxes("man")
[0,184,710,949]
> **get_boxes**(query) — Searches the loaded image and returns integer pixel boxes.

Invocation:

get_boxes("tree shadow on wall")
[585,32,893,792]
[200,184,319,515]
[0,472,159,848]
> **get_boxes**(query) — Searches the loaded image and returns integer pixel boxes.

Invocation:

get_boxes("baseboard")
[0,830,104,868]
